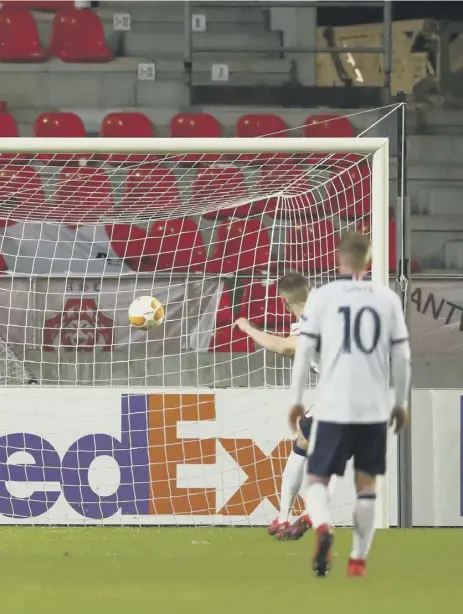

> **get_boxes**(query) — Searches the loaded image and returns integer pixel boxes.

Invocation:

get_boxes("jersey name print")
[299,279,409,424]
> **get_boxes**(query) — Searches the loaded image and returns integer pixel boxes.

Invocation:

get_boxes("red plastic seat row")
[0,158,371,221]
[0,110,354,142]
[0,8,112,63]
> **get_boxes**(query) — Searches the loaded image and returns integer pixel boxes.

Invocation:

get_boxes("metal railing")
[183,0,393,96]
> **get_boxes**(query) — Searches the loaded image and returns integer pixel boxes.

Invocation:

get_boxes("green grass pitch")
[0,527,459,614]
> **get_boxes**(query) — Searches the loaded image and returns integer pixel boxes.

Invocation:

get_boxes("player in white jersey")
[288,232,411,578]
[235,272,316,539]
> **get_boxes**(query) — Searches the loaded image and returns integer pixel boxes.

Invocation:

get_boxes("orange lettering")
[148,394,216,515]
[218,438,296,516]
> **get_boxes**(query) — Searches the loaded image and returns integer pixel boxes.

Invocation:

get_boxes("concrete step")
[408,135,463,165]
[154,58,292,85]
[0,59,187,108]
[409,108,463,135]
[444,240,463,269]
[123,31,282,59]
[415,185,463,215]
[100,1,267,24]
[411,215,463,232]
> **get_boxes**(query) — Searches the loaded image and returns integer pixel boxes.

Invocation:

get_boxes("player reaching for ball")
[235,272,317,540]
[289,232,411,578]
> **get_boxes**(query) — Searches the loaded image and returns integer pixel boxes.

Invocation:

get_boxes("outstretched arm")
[234,318,296,357]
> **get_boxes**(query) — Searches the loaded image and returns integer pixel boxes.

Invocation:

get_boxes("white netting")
[0,135,386,527]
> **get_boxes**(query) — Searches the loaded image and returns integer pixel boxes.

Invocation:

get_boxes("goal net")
[0,136,389,527]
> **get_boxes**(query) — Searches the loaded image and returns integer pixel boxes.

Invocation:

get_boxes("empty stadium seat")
[206,219,273,274]
[100,112,157,165]
[304,114,355,138]
[122,166,181,218]
[192,167,250,219]
[105,223,154,272]
[170,113,222,164]
[0,11,46,62]
[55,167,113,223]
[239,280,292,330]
[236,114,288,164]
[49,9,113,62]
[0,164,45,222]
[209,326,255,353]
[145,218,207,272]
[255,164,317,217]
[237,114,287,139]
[328,164,371,218]
[303,114,358,165]
[34,112,89,165]
[286,219,337,274]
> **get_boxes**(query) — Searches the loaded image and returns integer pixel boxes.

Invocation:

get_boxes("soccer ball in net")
[128,296,165,331]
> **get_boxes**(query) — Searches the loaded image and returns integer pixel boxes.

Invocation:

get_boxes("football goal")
[0,136,389,527]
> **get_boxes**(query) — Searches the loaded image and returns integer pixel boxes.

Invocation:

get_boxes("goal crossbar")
[0,137,388,154]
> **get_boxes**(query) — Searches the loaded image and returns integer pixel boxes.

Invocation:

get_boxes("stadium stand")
[0,4,460,281]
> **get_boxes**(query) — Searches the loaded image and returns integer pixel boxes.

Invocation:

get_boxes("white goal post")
[0,136,390,528]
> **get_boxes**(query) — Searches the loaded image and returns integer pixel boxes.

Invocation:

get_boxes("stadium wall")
[0,387,460,527]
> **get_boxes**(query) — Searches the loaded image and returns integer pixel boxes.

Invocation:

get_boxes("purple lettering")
[0,394,151,520]
[0,433,61,518]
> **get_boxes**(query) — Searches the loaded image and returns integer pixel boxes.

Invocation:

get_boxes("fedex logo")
[0,393,301,521]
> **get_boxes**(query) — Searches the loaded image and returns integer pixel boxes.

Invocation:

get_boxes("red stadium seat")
[1,2,73,11]
[122,166,181,218]
[236,114,287,164]
[255,164,317,217]
[286,219,337,274]
[237,114,287,139]
[50,9,113,62]
[304,114,355,138]
[100,112,158,165]
[145,218,207,272]
[0,11,46,62]
[209,326,255,353]
[215,286,234,326]
[105,223,154,272]
[303,114,358,165]
[171,113,221,138]
[170,113,222,164]
[239,280,292,330]
[192,167,250,220]
[34,112,89,165]
[55,167,113,223]
[0,164,45,223]
[206,219,273,274]
[328,164,371,218]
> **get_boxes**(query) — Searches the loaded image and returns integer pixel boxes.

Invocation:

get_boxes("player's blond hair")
[278,272,310,305]
[337,231,371,272]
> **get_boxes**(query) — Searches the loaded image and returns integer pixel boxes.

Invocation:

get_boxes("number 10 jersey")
[299,278,409,424]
